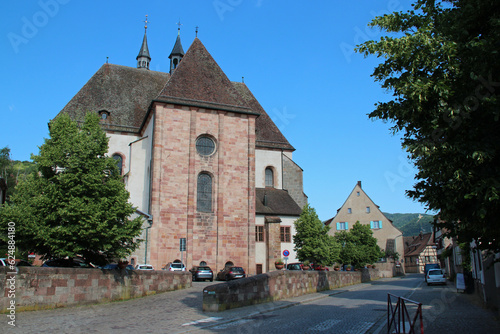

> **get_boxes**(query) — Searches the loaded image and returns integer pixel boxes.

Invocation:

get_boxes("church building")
[56,23,307,275]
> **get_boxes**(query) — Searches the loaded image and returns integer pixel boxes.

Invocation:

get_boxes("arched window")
[197,173,212,212]
[265,167,274,187]
[112,154,123,175]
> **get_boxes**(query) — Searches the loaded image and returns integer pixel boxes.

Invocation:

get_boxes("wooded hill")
[384,213,435,237]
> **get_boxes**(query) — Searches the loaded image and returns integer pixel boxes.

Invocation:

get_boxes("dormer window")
[99,110,110,120]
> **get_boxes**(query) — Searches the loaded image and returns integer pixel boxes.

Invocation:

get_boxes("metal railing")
[387,293,423,334]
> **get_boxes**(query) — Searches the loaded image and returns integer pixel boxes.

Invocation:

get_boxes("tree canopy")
[356,0,500,253]
[0,113,144,265]
[293,204,340,266]
[334,222,383,268]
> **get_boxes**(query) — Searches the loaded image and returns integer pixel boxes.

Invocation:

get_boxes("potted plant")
[302,260,311,270]
[275,259,284,270]
[334,265,340,271]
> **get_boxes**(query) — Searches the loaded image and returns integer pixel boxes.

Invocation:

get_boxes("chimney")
[357,181,362,188]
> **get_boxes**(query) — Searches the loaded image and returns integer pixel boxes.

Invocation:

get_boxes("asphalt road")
[4,274,499,333]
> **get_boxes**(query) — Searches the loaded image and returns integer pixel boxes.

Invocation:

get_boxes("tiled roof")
[233,82,294,151]
[404,232,435,256]
[57,64,170,132]
[158,38,255,115]
[255,188,302,216]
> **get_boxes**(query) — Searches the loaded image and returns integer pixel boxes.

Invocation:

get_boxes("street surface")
[4,274,499,333]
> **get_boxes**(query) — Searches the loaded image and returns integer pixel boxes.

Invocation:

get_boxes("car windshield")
[197,267,210,270]
[429,269,443,275]
[172,263,184,268]
[230,267,243,272]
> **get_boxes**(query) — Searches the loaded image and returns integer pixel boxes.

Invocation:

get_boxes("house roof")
[57,36,293,151]
[158,38,254,115]
[404,232,435,256]
[58,64,170,132]
[255,188,302,216]
[233,82,294,151]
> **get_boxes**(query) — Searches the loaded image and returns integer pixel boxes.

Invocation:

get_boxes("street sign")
[283,249,290,257]
[180,238,186,251]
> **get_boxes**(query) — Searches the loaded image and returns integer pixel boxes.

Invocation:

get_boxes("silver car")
[426,269,446,285]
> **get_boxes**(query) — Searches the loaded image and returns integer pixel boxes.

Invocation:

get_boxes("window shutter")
[336,222,340,230]
[345,222,349,229]
[370,221,374,229]
[379,220,383,228]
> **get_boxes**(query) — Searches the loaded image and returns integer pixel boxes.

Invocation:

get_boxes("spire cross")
[195,26,199,37]
[144,15,149,30]
[177,20,182,31]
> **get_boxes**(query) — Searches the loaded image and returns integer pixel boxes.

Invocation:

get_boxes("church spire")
[136,15,151,70]
[168,21,185,74]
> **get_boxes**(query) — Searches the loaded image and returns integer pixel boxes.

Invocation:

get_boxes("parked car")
[0,258,32,267]
[42,257,95,268]
[424,263,441,281]
[286,262,303,270]
[216,266,246,281]
[426,269,446,285]
[163,262,186,271]
[101,263,135,270]
[190,266,214,281]
[136,264,154,270]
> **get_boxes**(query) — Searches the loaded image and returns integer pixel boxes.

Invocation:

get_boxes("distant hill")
[383,213,436,237]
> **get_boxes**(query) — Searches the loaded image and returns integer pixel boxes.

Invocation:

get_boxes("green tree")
[334,222,383,268]
[293,204,340,266]
[0,113,144,265]
[356,0,500,253]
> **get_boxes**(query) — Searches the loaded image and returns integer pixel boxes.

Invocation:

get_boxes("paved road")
[4,274,499,333]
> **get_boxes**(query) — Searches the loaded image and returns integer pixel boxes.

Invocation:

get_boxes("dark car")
[287,262,311,270]
[216,266,246,281]
[42,258,94,268]
[190,266,214,281]
[101,263,135,270]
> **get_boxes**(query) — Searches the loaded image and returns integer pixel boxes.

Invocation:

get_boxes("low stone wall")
[0,266,191,312]
[203,268,379,312]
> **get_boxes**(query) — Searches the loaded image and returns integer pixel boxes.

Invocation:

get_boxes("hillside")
[384,213,435,237]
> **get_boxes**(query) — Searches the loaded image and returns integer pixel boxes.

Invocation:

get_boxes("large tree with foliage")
[356,0,500,253]
[293,204,340,266]
[334,222,383,268]
[0,113,144,265]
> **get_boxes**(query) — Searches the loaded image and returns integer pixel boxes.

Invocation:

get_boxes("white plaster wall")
[106,116,154,214]
[255,149,283,189]
[255,216,267,266]
[280,216,299,264]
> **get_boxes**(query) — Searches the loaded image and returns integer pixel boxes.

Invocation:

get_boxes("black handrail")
[387,293,423,333]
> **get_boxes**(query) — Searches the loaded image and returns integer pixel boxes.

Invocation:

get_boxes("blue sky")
[1,0,432,220]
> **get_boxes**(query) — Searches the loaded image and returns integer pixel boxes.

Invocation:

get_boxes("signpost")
[283,250,290,267]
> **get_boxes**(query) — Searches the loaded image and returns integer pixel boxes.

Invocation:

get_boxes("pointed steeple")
[168,23,185,74]
[136,15,151,70]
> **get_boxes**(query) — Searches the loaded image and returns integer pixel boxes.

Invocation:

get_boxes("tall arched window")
[113,154,123,175]
[265,167,274,187]
[197,173,212,212]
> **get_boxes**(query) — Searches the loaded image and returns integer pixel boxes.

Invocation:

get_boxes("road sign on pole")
[283,250,290,257]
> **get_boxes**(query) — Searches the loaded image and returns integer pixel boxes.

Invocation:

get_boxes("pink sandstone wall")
[0,267,191,312]
[149,104,256,274]
[203,268,379,312]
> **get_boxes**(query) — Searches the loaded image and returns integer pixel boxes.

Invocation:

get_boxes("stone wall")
[0,267,191,312]
[203,268,379,312]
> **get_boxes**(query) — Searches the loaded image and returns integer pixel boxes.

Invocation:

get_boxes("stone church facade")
[56,26,306,274]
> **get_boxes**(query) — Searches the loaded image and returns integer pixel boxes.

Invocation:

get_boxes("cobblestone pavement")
[4,275,499,333]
